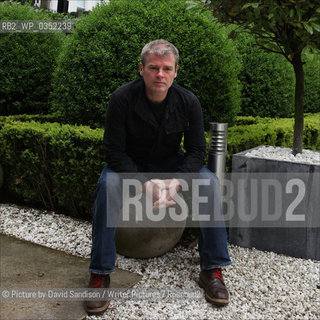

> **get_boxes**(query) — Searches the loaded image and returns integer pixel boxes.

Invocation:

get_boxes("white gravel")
[245,146,320,165]
[0,203,319,319]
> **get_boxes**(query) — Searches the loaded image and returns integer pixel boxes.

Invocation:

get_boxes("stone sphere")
[115,192,186,258]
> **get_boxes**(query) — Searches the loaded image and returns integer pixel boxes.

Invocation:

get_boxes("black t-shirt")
[148,98,167,125]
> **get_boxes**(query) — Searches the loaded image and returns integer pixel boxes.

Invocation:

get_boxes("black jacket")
[103,78,206,174]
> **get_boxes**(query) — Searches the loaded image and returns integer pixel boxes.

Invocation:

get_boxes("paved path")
[0,234,142,320]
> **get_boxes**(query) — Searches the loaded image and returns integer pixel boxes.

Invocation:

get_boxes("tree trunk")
[292,53,304,155]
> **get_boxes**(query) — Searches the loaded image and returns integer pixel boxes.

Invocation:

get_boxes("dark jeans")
[89,156,231,274]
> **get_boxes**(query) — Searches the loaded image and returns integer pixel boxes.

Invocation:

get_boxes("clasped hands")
[142,178,181,210]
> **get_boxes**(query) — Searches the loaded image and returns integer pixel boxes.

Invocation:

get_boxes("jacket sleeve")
[103,93,137,172]
[102,93,149,184]
[177,95,206,173]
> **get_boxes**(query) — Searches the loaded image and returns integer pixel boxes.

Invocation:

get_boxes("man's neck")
[145,89,168,103]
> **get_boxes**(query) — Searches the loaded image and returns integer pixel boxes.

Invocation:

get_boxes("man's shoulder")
[171,82,200,104]
[113,78,143,97]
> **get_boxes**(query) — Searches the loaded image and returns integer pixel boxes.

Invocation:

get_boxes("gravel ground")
[0,203,319,319]
[245,146,320,165]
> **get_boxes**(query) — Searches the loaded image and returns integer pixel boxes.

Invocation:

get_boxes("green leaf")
[289,9,294,18]
[296,7,302,21]
[242,3,260,10]
[268,13,274,20]
[308,16,319,22]
[185,0,198,10]
[303,22,313,35]
[312,23,320,33]
[302,45,312,56]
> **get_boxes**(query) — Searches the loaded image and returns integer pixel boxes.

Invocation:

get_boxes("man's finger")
[152,199,176,210]
[150,179,167,190]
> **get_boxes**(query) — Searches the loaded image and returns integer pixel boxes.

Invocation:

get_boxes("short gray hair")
[140,39,179,67]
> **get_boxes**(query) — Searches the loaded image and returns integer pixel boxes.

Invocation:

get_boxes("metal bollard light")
[208,122,228,185]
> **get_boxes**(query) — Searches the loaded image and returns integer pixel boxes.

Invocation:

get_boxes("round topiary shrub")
[0,1,64,115]
[234,32,295,118]
[50,0,241,128]
[303,55,320,114]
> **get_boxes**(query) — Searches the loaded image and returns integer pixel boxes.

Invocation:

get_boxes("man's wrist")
[142,180,152,193]
[171,178,181,192]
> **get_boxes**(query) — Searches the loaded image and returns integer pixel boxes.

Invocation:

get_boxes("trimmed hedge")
[50,0,241,129]
[0,113,64,125]
[0,1,64,115]
[225,113,320,171]
[0,114,318,217]
[0,121,104,218]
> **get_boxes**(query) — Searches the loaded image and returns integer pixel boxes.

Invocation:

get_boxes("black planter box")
[229,146,320,260]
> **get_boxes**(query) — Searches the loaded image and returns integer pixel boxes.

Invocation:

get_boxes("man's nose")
[156,68,164,77]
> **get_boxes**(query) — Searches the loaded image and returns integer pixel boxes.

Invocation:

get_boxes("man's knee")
[99,166,120,187]
[96,166,121,197]
[198,167,220,192]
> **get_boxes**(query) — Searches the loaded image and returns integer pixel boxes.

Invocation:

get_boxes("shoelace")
[89,273,105,288]
[211,268,223,281]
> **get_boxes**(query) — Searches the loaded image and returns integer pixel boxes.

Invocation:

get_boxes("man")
[84,39,231,315]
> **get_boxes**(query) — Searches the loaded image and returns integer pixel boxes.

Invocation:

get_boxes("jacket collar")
[133,78,177,128]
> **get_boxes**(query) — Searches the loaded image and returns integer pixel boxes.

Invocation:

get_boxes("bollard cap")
[209,122,228,131]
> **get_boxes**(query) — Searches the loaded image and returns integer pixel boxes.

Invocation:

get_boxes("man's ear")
[174,65,179,78]
[139,63,144,76]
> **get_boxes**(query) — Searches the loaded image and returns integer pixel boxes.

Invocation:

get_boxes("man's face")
[139,53,178,102]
